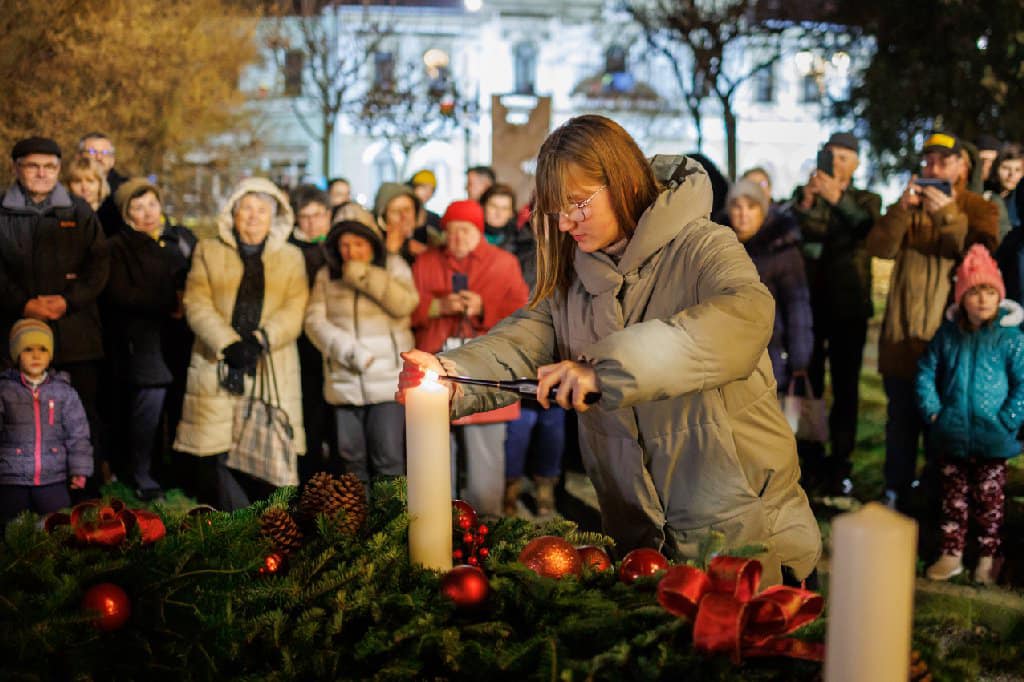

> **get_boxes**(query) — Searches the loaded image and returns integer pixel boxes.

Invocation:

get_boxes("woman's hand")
[536,360,599,412]
[397,350,452,404]
[70,475,86,490]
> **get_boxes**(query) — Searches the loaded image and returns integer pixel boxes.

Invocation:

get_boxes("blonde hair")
[530,115,660,306]
[64,157,110,206]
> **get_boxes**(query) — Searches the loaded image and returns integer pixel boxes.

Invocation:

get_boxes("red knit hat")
[954,244,1005,305]
[441,200,484,232]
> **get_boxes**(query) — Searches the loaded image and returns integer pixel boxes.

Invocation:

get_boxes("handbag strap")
[795,373,818,400]
[262,347,283,410]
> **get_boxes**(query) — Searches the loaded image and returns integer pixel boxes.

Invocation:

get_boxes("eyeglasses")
[17,161,60,174]
[546,186,606,223]
[297,208,328,221]
[84,147,115,157]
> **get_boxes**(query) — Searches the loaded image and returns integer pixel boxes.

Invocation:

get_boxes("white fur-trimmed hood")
[944,298,1024,326]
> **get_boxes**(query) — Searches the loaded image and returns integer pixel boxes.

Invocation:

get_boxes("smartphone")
[452,272,469,293]
[816,148,834,176]
[914,178,952,196]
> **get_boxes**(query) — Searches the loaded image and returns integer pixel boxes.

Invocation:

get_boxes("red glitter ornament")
[440,564,490,608]
[619,548,669,584]
[518,535,582,579]
[452,499,478,531]
[81,583,131,631]
[576,545,613,572]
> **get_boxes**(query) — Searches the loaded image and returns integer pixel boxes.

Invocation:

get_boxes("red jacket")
[412,242,529,425]
[411,242,529,353]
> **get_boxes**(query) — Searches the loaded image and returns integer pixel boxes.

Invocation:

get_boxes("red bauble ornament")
[518,535,582,579]
[440,564,490,608]
[576,545,613,572]
[478,547,489,559]
[619,548,670,584]
[81,583,131,631]
[462,532,475,545]
[259,553,284,575]
[452,499,478,531]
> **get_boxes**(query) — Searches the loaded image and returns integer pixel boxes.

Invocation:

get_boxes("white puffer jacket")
[304,220,418,406]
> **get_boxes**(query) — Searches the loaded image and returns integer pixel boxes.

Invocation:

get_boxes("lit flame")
[423,369,439,384]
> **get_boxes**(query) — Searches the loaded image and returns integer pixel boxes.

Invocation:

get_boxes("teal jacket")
[916,301,1024,459]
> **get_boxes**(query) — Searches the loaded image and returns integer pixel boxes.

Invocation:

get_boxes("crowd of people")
[1,120,1022,587]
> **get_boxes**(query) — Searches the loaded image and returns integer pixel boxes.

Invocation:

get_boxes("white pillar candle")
[405,369,453,571]
[825,502,917,682]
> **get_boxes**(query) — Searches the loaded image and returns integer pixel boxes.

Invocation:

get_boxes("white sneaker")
[883,489,898,510]
[974,556,997,586]
[926,553,964,581]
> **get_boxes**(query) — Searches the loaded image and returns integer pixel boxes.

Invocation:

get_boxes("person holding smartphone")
[867,131,999,511]
[409,200,529,515]
[791,132,882,496]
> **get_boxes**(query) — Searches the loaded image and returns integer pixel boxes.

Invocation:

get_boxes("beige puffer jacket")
[304,218,418,406]
[442,158,821,585]
[173,177,309,456]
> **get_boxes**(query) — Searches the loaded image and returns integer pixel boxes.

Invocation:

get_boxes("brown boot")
[533,476,558,517]
[503,478,523,517]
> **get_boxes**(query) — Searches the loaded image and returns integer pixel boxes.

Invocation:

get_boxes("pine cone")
[298,472,338,520]
[298,472,367,535]
[909,649,931,682]
[260,508,304,556]
[335,473,368,535]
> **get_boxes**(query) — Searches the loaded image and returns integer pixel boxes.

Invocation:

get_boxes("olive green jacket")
[441,158,821,584]
[791,185,882,322]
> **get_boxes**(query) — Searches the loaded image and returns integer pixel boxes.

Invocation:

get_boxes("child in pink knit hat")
[916,244,1024,586]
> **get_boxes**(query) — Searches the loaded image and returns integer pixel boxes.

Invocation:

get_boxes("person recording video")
[867,131,999,512]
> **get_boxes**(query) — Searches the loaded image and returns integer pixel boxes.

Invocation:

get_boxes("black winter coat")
[287,230,328,287]
[791,185,882,322]
[0,183,109,366]
[484,220,537,289]
[733,210,814,389]
[101,223,195,386]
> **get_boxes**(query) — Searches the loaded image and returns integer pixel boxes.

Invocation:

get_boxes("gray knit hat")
[726,179,769,216]
[372,182,420,224]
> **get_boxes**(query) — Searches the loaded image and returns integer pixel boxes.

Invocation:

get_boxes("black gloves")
[222,335,263,370]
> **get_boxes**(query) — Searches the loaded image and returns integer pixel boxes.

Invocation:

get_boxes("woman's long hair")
[530,115,660,306]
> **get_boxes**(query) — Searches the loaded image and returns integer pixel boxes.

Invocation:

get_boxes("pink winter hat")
[954,244,1005,305]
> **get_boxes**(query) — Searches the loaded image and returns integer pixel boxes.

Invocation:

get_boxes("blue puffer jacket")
[916,301,1024,459]
[0,369,93,486]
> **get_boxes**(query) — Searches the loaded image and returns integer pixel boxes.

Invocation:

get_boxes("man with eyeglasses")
[867,131,999,512]
[78,132,126,236]
[0,136,110,489]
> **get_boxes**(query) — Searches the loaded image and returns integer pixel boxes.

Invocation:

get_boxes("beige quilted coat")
[442,158,821,584]
[174,177,309,456]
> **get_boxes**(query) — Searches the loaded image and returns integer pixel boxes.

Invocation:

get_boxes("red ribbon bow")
[45,498,166,546]
[657,556,824,664]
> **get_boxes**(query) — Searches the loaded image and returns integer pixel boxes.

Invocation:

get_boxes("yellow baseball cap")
[410,169,437,188]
